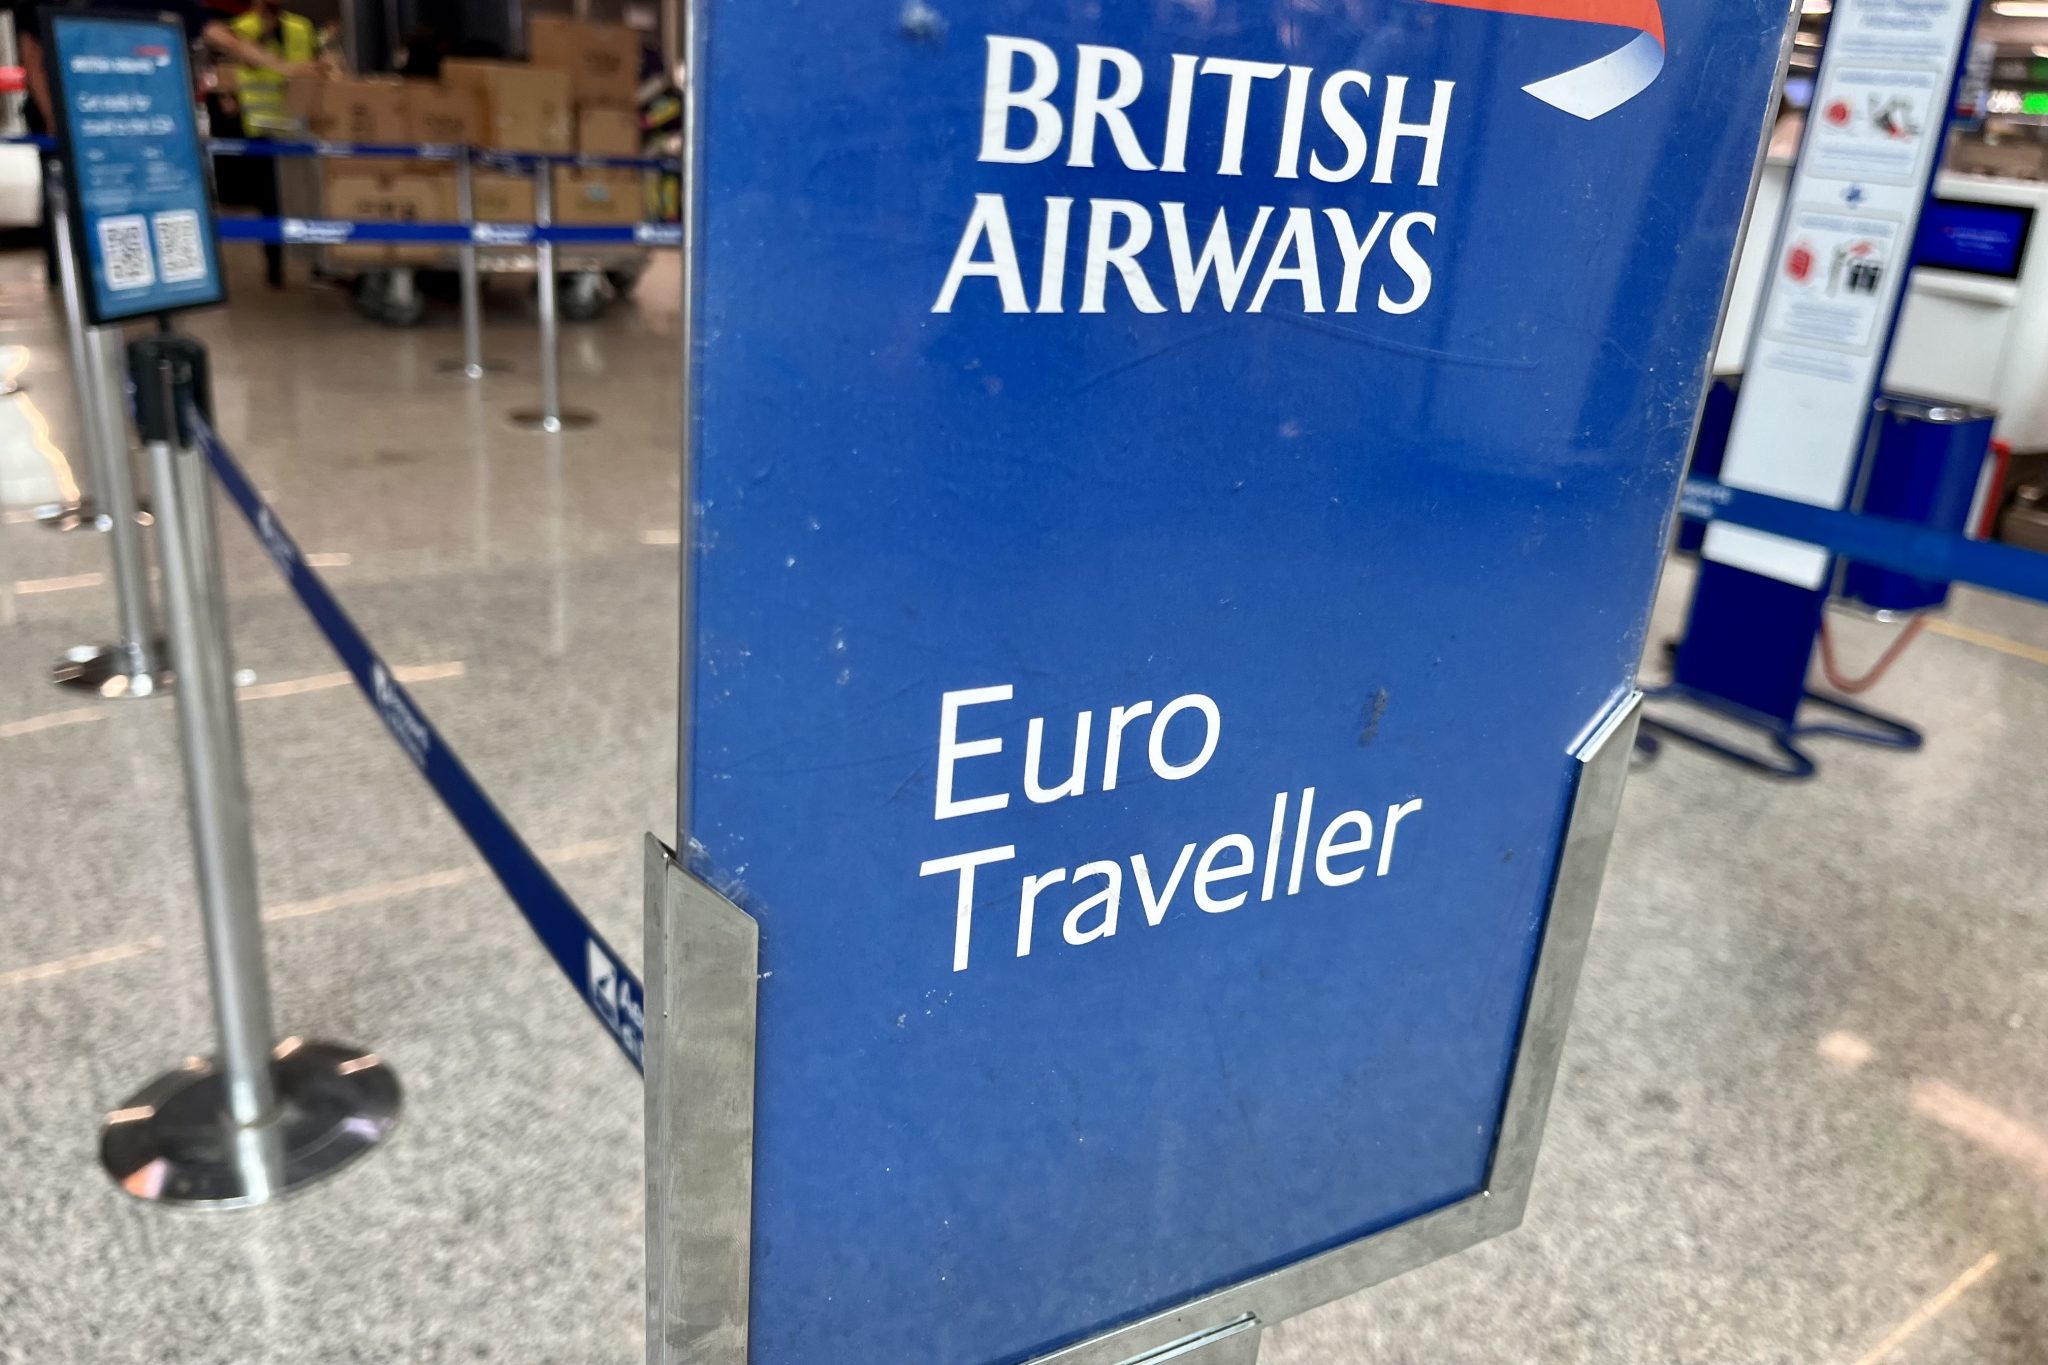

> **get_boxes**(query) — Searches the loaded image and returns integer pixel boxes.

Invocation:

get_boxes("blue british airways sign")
[677,1,1789,1361]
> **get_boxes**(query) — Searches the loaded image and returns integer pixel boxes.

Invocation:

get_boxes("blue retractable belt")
[1679,478,2048,607]
[190,407,647,1072]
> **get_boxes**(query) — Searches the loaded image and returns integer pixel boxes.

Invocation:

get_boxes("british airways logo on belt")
[1424,0,1666,119]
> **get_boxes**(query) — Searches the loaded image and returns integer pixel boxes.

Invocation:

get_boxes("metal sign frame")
[649,0,1798,1358]
[43,7,228,326]
[647,693,1641,1365]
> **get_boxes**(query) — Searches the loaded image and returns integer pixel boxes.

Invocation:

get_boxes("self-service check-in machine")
[1721,161,2046,453]
[1888,177,2045,449]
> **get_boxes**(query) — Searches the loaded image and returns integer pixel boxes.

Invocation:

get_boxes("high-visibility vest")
[228,10,317,133]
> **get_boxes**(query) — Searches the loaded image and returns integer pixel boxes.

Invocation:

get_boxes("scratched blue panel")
[682,3,1788,1362]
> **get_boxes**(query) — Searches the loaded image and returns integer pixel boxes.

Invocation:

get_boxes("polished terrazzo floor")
[1,246,2045,1364]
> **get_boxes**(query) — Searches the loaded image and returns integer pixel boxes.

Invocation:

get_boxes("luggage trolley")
[271,135,658,328]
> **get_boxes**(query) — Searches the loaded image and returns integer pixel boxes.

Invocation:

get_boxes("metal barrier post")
[51,325,168,697]
[100,335,399,1209]
[511,163,593,432]
[33,160,96,530]
[438,149,506,378]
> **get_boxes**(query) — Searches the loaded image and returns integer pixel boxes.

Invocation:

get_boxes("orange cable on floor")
[1818,614,1926,694]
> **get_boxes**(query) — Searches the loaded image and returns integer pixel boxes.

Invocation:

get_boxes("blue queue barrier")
[187,403,648,1071]
[11,132,681,172]
[1679,477,2048,607]
[213,217,683,248]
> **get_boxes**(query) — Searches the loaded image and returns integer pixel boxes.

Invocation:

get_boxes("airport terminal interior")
[4,0,2048,1363]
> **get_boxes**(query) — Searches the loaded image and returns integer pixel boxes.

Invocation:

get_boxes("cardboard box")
[576,106,640,158]
[552,167,647,225]
[440,60,572,152]
[473,171,537,223]
[322,168,453,265]
[403,81,483,147]
[288,76,409,144]
[528,15,641,106]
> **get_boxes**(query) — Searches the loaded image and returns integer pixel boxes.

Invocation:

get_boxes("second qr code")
[153,210,208,284]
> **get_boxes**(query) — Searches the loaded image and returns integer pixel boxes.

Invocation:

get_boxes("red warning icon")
[1825,99,1853,127]
[1786,241,1815,283]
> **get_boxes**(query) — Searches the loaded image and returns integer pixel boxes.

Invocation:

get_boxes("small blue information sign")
[672,2,1792,1362]
[46,9,224,325]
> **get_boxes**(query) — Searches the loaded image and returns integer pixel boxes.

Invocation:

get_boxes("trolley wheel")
[558,269,610,322]
[379,286,427,328]
[348,273,386,322]
[604,262,648,296]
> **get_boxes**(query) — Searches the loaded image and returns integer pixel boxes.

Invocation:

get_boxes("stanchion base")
[508,407,596,433]
[52,643,170,698]
[436,357,513,377]
[33,499,92,531]
[33,498,154,533]
[101,1037,401,1208]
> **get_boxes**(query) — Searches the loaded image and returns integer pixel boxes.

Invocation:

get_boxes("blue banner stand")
[1651,0,1978,779]
[1646,560,1921,779]
[649,1,1795,1362]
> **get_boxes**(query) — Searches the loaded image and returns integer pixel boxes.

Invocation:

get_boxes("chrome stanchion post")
[100,336,399,1209]
[34,160,95,530]
[52,325,169,697]
[438,148,505,378]
[511,158,593,432]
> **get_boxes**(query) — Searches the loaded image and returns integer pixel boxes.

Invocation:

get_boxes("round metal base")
[101,1038,400,1208]
[508,407,597,433]
[436,357,513,377]
[52,643,170,698]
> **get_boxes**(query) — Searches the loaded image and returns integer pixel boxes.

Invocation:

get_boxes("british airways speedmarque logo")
[1423,0,1666,119]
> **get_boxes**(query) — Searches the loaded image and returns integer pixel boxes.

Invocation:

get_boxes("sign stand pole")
[47,163,170,698]
[643,697,1644,1365]
[99,335,400,1208]
[33,160,100,533]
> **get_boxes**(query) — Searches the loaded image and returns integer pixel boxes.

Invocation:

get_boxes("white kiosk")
[1720,159,2048,453]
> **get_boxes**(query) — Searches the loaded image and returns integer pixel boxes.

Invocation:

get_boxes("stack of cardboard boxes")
[288,17,646,267]
[525,15,648,226]
[288,76,448,264]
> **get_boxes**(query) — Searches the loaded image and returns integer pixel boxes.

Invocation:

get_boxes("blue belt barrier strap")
[1680,478,2048,606]
[190,407,647,1072]
[206,136,462,161]
[8,132,680,169]
[218,218,475,245]
[215,216,680,247]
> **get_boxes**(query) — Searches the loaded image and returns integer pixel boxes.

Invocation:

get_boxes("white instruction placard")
[1704,0,1974,589]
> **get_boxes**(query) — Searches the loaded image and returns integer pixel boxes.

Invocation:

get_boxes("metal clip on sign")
[97,334,399,1208]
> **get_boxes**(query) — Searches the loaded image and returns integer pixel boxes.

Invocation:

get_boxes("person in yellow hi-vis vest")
[225,0,324,285]
[227,0,318,134]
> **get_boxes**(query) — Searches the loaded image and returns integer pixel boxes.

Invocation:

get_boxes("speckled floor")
[0,246,2045,1364]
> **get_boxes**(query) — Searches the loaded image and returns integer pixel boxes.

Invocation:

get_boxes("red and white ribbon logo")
[1424,0,1666,119]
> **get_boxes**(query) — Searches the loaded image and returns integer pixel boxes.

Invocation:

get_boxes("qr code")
[96,215,154,291]
[152,210,207,284]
